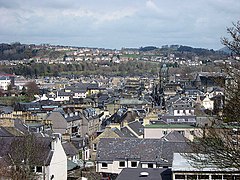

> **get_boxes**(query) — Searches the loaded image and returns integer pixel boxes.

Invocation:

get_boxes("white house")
[0,76,11,90]
[202,94,214,110]
[72,90,87,99]
[96,138,189,175]
[53,91,71,102]
[44,134,67,180]
[168,98,195,116]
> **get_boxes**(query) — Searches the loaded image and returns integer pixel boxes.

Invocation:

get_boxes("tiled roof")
[145,124,196,129]
[0,127,14,137]
[162,131,188,142]
[65,115,82,122]
[127,121,144,136]
[120,127,137,138]
[97,138,190,166]
[62,141,79,157]
[112,128,125,137]
[119,98,151,105]
[116,168,172,180]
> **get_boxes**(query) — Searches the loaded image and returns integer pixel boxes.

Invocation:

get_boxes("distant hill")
[177,45,214,54]
[0,42,37,60]
[0,42,229,61]
[139,46,158,52]
[218,46,232,54]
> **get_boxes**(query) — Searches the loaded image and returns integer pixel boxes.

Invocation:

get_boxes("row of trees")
[0,43,38,60]
[0,61,160,77]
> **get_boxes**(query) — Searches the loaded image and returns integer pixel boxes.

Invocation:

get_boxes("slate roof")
[65,115,82,122]
[160,115,196,124]
[162,131,188,142]
[62,141,79,157]
[102,109,127,126]
[70,137,85,150]
[145,124,196,129]
[14,102,41,111]
[97,138,190,166]
[0,106,13,114]
[47,111,67,129]
[57,90,72,96]
[111,127,125,137]
[14,119,29,135]
[119,98,151,105]
[120,127,137,138]
[47,109,81,128]
[121,111,138,123]
[116,168,172,180]
[73,89,87,93]
[67,159,79,171]
[0,127,13,137]
[127,121,144,136]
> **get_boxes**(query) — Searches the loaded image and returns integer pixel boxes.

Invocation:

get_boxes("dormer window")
[131,161,137,167]
[148,163,153,168]
[119,161,125,168]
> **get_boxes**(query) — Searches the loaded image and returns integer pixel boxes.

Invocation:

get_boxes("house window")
[93,144,97,151]
[187,175,197,179]
[119,161,125,167]
[223,175,232,179]
[212,175,222,179]
[148,163,153,168]
[178,118,185,122]
[30,166,35,172]
[190,130,195,135]
[178,131,185,136]
[72,126,78,134]
[198,175,209,179]
[102,163,108,168]
[163,130,168,135]
[36,166,42,173]
[175,174,185,179]
[131,161,137,167]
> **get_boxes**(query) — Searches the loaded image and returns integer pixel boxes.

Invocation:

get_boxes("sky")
[0,0,239,50]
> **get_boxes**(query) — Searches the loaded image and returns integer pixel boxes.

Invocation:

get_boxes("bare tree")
[187,21,240,169]
[25,81,39,101]
[0,135,50,179]
[221,21,240,122]
[221,21,240,56]
[187,126,240,169]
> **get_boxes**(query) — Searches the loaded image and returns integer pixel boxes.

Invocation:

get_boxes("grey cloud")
[0,0,239,49]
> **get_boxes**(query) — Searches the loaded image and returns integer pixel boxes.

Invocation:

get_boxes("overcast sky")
[0,0,239,49]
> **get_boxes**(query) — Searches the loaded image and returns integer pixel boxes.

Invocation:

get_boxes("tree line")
[0,42,38,60]
[0,61,160,77]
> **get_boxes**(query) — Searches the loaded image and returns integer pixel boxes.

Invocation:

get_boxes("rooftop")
[172,153,239,172]
[145,124,197,129]
[97,138,189,166]
[116,168,172,180]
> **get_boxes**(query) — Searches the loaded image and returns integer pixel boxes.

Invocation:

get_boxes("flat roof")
[116,168,172,180]
[172,153,239,172]
[145,124,197,129]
